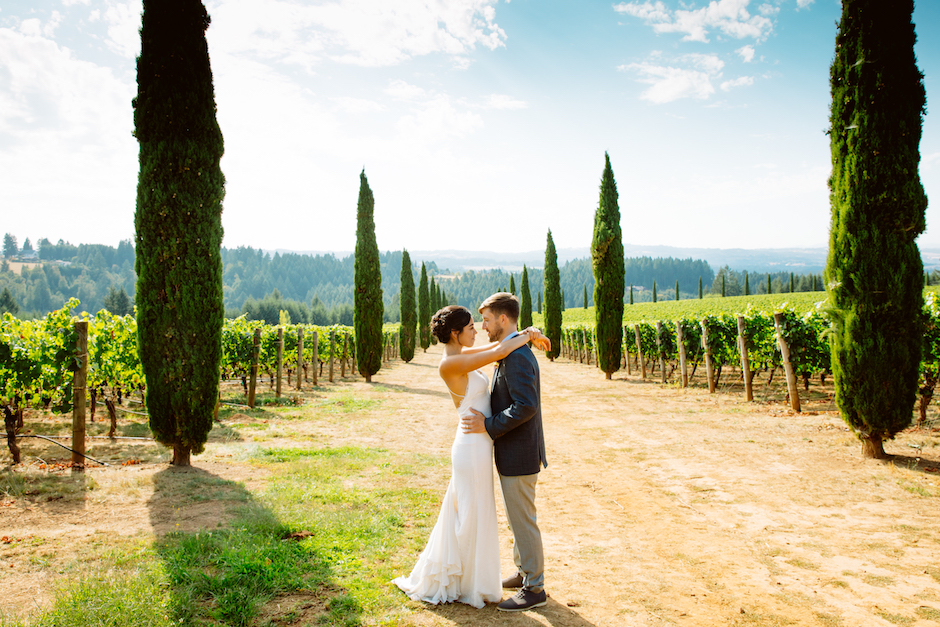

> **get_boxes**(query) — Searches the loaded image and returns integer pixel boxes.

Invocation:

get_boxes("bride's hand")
[524,327,550,351]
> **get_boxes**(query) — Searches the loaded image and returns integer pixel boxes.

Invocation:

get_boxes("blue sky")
[2,0,939,256]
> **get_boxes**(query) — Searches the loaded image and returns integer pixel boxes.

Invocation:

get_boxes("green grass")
[4,445,441,627]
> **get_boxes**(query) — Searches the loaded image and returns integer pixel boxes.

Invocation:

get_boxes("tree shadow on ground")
[147,464,355,625]
[370,382,449,400]
[427,597,597,626]
[884,451,940,477]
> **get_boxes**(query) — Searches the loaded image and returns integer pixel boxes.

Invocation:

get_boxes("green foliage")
[399,250,416,363]
[826,0,927,453]
[509,274,516,296]
[519,265,533,329]
[0,299,79,411]
[592,152,625,376]
[0,287,18,315]
[418,263,430,351]
[543,230,563,360]
[353,170,383,381]
[3,234,17,259]
[103,285,133,316]
[133,0,225,461]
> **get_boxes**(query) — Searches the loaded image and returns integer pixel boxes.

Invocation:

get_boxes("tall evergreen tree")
[789,272,795,293]
[767,274,772,295]
[0,287,18,315]
[537,291,542,315]
[744,273,750,296]
[354,169,383,383]
[543,230,563,361]
[418,262,430,351]
[652,281,657,303]
[583,285,588,309]
[134,0,225,466]
[509,275,516,296]
[3,234,17,260]
[721,275,726,297]
[629,284,634,305]
[675,280,680,301]
[103,285,133,316]
[591,152,625,379]
[399,250,416,363]
[698,277,703,299]
[826,0,927,458]
[519,265,533,329]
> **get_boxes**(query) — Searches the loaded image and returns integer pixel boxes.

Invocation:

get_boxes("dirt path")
[3,327,940,626]
[345,335,940,626]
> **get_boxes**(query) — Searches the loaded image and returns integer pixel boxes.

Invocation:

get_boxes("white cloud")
[736,44,755,62]
[614,0,774,43]
[483,94,527,110]
[385,80,429,101]
[330,96,384,113]
[620,52,724,103]
[205,0,506,69]
[88,0,142,58]
[720,75,753,90]
[62,0,91,6]
[796,0,814,9]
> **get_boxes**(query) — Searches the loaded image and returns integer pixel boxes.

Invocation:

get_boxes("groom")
[461,292,548,612]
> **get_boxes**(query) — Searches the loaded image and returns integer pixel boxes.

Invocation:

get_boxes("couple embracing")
[393,292,549,612]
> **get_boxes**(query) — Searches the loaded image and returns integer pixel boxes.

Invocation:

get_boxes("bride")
[393,305,548,608]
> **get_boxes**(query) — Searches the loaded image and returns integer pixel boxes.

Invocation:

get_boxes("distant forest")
[2,235,838,323]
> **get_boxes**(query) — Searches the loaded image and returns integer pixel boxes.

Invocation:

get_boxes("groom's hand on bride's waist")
[460,408,487,434]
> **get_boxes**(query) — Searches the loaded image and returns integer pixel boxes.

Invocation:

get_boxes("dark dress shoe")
[502,572,524,589]
[497,589,547,612]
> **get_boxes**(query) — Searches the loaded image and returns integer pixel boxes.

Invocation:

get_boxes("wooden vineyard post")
[350,336,356,375]
[701,321,716,393]
[248,327,261,408]
[329,329,335,383]
[310,331,318,387]
[623,326,631,375]
[655,322,666,384]
[634,325,646,379]
[275,327,284,399]
[773,312,801,413]
[296,327,304,390]
[72,320,88,467]
[677,322,688,388]
[736,315,753,402]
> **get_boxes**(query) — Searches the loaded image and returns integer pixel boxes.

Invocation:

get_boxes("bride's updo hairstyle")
[430,305,472,344]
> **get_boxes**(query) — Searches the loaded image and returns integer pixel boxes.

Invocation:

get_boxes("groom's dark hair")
[479,292,519,323]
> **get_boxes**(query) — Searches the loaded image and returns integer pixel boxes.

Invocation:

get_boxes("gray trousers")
[499,472,544,592]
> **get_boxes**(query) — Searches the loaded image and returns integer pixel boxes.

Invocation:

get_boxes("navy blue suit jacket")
[485,342,547,476]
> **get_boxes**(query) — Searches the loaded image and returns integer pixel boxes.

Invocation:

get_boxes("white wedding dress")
[393,368,502,608]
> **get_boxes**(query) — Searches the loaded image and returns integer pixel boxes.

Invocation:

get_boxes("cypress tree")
[134,0,225,466]
[744,273,750,296]
[543,230,562,361]
[675,280,680,301]
[698,277,703,299]
[721,274,726,297]
[583,285,588,309]
[509,275,516,296]
[826,0,927,458]
[591,152,625,379]
[789,272,795,293]
[354,169,383,383]
[418,263,430,351]
[630,284,634,305]
[520,265,533,329]
[767,274,773,295]
[537,291,542,314]
[652,281,657,303]
[399,250,416,363]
